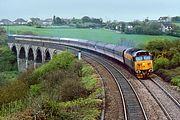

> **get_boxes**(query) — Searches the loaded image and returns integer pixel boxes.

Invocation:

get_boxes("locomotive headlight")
[137,63,141,66]
[149,69,153,72]
[136,70,141,73]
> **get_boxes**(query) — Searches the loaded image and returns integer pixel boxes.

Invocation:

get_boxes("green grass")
[173,22,180,27]
[4,25,179,45]
[171,75,180,88]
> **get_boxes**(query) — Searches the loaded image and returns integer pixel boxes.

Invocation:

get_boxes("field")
[4,25,179,46]
[173,22,180,27]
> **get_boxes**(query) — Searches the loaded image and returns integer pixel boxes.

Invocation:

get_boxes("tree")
[134,25,143,34]
[0,47,17,71]
[121,22,126,32]
[0,27,6,35]
[82,16,91,23]
[56,17,62,25]
[53,15,56,25]
[172,16,180,22]
[91,18,103,24]
[147,22,162,35]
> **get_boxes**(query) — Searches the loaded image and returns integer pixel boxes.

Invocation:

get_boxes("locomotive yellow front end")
[134,53,153,78]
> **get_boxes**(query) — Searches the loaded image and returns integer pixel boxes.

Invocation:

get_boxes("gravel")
[107,60,168,120]
[142,80,180,120]
[151,74,180,103]
[83,57,124,120]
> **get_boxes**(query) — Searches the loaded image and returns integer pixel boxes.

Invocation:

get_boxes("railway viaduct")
[7,35,65,71]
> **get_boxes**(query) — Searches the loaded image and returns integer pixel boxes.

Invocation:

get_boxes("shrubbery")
[0,80,29,106]
[27,51,75,86]
[145,39,180,70]
[0,46,17,72]
[154,57,170,70]
[145,39,180,87]
[171,76,180,87]
[60,78,89,101]
[0,28,18,88]
[0,51,102,119]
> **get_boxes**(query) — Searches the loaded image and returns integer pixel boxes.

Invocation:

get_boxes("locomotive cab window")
[135,56,152,61]
[143,55,152,60]
[135,56,143,61]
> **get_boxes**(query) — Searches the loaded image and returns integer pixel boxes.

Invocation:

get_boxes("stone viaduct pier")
[8,35,65,71]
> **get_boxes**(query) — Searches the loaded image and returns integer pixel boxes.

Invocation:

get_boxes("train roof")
[60,38,88,43]
[96,42,106,47]
[114,46,128,51]
[11,34,52,40]
[126,48,147,56]
[87,41,96,44]
[104,44,116,49]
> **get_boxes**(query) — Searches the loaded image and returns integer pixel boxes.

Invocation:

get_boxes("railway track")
[141,79,180,120]
[68,47,180,120]
[84,52,147,120]
[151,78,180,108]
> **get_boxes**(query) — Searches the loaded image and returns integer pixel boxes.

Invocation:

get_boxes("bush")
[30,51,75,83]
[43,98,101,119]
[18,67,35,86]
[43,70,67,100]
[81,75,97,91]
[171,76,180,87]
[60,78,89,101]
[154,57,170,70]
[171,53,180,67]
[30,84,42,96]
[0,46,17,72]
[0,80,29,106]
[0,71,18,86]
[68,60,83,77]
[0,50,102,119]
[81,65,94,77]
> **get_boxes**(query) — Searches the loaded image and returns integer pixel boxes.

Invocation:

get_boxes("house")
[14,18,27,25]
[27,18,43,25]
[0,19,12,25]
[161,22,173,32]
[158,17,171,22]
[42,18,53,25]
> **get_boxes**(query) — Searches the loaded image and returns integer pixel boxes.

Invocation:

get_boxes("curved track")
[84,52,147,120]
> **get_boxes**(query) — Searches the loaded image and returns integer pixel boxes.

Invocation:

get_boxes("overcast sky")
[0,0,179,21]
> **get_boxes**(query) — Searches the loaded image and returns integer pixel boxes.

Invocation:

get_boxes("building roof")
[0,19,12,23]
[161,22,172,27]
[43,18,52,22]
[14,18,26,23]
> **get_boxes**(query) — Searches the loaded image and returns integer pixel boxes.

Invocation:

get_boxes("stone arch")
[11,46,17,56]
[19,47,26,59]
[53,50,57,56]
[36,48,42,63]
[28,48,34,61]
[45,49,51,61]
